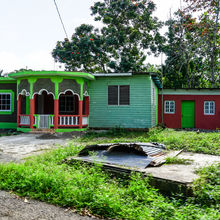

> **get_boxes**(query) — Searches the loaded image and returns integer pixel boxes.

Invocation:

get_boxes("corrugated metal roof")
[78,143,166,169]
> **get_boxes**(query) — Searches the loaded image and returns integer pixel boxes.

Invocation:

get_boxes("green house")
[8,71,94,132]
[0,77,17,129]
[89,73,161,129]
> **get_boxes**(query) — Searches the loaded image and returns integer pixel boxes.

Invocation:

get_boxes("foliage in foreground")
[79,127,220,155]
[193,163,220,205]
[0,143,219,220]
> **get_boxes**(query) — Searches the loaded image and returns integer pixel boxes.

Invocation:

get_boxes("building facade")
[0,71,219,131]
[89,73,160,129]
[158,89,220,130]
[3,71,94,132]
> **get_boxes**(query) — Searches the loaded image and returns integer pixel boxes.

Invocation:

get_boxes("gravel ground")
[0,191,95,220]
[0,133,75,163]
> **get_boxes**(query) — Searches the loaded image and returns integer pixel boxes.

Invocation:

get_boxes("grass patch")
[165,157,193,165]
[79,127,220,155]
[0,142,219,219]
[193,163,220,205]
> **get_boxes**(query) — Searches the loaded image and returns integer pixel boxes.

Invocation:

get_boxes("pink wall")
[158,94,220,130]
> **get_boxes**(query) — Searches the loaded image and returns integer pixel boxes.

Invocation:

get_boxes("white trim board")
[159,89,220,95]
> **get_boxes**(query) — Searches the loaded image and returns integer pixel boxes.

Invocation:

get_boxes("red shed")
[158,89,220,130]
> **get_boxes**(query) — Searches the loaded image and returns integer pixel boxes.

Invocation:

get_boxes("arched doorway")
[35,91,54,115]
[18,90,31,127]
[34,90,54,129]
[58,91,80,127]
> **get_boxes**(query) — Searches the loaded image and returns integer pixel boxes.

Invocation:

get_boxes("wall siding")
[89,75,153,128]
[151,80,158,127]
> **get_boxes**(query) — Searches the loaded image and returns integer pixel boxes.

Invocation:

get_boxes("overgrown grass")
[165,157,193,165]
[0,142,219,219]
[193,163,220,206]
[78,127,220,155]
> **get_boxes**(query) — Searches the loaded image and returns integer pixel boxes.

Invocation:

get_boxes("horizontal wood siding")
[89,75,152,128]
[151,80,158,127]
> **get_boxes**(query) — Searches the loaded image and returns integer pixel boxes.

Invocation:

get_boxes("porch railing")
[19,114,88,128]
[82,116,88,125]
[20,115,30,125]
[50,115,54,126]
[59,115,79,126]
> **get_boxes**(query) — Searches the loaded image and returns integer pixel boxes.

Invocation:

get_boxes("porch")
[9,71,94,132]
[17,90,89,130]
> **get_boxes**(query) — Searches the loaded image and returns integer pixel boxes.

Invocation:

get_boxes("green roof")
[9,71,95,80]
[0,77,16,83]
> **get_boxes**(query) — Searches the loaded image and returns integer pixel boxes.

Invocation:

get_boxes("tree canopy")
[52,0,219,88]
[52,0,165,73]
[163,0,220,88]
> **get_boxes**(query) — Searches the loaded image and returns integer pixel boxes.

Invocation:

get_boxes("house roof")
[0,76,17,83]
[159,88,220,95]
[92,72,162,89]
[9,71,95,80]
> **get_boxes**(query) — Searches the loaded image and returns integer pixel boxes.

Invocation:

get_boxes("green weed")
[193,163,220,205]
[165,157,193,165]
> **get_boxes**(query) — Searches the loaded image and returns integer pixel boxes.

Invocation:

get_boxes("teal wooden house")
[89,73,161,129]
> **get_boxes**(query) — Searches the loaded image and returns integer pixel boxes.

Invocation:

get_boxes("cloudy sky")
[0,0,181,74]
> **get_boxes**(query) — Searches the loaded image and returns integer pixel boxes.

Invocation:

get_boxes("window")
[108,85,130,105]
[0,93,11,111]
[204,101,215,115]
[59,95,76,113]
[164,101,175,114]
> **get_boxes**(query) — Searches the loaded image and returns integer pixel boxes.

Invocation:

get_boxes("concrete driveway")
[0,133,72,163]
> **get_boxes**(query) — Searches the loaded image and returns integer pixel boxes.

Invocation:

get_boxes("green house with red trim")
[0,71,161,132]
[0,77,17,129]
[0,71,94,132]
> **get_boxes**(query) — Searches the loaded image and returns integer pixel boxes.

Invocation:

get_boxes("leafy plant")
[193,163,220,205]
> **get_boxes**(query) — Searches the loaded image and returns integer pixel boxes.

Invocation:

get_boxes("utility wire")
[53,0,69,39]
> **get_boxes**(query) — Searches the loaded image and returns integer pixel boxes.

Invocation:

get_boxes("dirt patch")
[0,133,72,163]
[0,191,94,220]
[36,131,86,140]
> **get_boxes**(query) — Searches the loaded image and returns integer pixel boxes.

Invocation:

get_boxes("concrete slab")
[142,152,220,184]
[65,150,220,195]
[0,133,71,163]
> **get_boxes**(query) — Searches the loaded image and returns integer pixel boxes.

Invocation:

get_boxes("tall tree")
[52,0,165,73]
[163,0,220,88]
[163,11,205,88]
[91,0,164,72]
[183,0,220,87]
[52,24,109,72]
